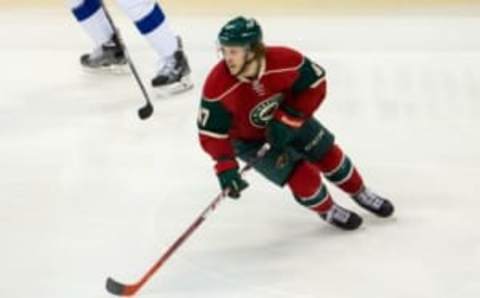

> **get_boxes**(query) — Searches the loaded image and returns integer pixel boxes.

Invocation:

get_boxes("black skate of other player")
[80,33,126,70]
[151,37,193,94]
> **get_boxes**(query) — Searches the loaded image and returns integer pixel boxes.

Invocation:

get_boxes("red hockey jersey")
[198,46,327,166]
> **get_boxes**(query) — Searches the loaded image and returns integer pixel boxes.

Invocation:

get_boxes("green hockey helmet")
[218,16,263,48]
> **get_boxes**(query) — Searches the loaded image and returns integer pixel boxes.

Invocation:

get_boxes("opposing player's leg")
[116,0,192,92]
[150,36,192,94]
[69,0,127,70]
[234,141,362,230]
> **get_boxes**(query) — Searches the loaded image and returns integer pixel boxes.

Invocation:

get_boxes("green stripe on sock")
[298,185,328,207]
[326,157,352,183]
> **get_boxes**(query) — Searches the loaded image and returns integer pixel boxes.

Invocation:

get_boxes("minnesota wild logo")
[249,94,283,128]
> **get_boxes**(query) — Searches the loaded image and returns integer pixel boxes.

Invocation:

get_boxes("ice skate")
[80,34,127,73]
[151,37,193,95]
[320,204,363,230]
[353,188,394,217]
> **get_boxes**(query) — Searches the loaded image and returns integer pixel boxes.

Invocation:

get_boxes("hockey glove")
[266,109,305,151]
[216,160,249,199]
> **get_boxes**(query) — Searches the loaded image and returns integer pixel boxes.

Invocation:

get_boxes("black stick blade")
[138,103,154,120]
[106,277,127,296]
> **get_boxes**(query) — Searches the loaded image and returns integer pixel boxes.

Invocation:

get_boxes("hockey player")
[197,17,394,230]
[68,0,192,92]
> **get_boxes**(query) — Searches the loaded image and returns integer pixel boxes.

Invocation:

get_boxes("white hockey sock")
[69,0,113,47]
[79,8,114,47]
[117,0,178,59]
[145,23,177,59]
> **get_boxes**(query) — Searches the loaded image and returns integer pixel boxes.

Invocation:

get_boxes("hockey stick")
[105,143,271,296]
[101,3,154,120]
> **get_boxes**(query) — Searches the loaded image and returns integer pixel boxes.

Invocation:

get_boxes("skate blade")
[81,63,130,76]
[152,75,194,97]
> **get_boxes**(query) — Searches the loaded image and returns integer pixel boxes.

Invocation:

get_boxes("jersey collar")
[237,57,266,83]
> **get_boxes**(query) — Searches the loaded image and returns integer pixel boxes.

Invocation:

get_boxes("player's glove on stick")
[216,160,249,199]
[266,109,305,151]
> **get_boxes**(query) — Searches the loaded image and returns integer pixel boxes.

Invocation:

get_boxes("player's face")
[221,46,250,76]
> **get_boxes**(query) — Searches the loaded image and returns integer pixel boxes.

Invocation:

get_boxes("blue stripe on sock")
[72,0,102,22]
[135,4,165,35]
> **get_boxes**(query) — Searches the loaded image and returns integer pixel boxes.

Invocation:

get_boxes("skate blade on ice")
[152,75,194,98]
[81,64,130,76]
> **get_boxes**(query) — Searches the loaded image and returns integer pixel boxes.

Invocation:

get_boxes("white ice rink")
[1,7,480,298]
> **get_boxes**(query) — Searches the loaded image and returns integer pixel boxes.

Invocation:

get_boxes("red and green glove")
[215,159,249,199]
[266,109,305,151]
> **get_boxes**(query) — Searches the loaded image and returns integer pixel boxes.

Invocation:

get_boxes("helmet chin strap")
[234,48,260,78]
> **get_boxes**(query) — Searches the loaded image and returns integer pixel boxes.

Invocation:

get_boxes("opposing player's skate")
[80,34,127,72]
[151,37,193,95]
[320,204,363,230]
[353,188,394,217]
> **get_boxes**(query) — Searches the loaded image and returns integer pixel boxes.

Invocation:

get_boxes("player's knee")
[116,0,157,22]
[287,161,321,198]
[314,144,343,172]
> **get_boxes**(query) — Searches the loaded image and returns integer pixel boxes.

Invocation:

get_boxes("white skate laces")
[355,188,384,210]
[157,55,177,77]
[87,46,105,60]
[89,39,118,59]
[325,205,351,223]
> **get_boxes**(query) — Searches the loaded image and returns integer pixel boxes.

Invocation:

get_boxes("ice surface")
[0,9,479,298]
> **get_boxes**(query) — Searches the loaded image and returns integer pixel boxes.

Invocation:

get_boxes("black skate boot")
[353,188,394,218]
[151,37,193,93]
[80,34,127,70]
[320,204,363,230]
